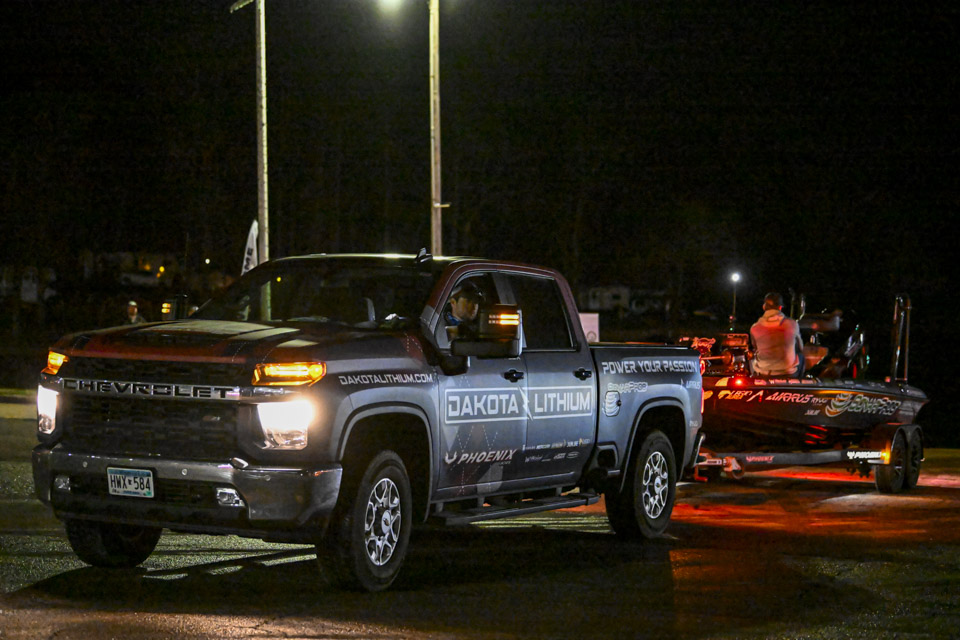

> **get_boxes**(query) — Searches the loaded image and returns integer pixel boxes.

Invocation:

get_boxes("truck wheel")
[904,429,923,490]
[874,431,907,494]
[65,519,161,568]
[605,430,676,539]
[317,450,412,592]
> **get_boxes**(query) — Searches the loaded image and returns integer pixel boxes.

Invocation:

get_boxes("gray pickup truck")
[34,253,703,591]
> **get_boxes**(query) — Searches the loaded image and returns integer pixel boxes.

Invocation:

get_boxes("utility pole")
[231,0,269,264]
[428,0,443,256]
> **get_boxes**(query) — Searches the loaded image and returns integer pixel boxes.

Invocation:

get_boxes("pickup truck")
[33,253,703,591]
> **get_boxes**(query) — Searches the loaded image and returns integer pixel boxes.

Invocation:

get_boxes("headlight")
[256,399,316,450]
[37,386,58,435]
[253,362,326,386]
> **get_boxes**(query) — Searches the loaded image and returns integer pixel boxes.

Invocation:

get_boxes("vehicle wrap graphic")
[825,392,902,418]
[337,372,435,385]
[600,359,698,375]
[603,391,621,417]
[606,381,648,394]
[444,386,594,424]
[444,448,518,465]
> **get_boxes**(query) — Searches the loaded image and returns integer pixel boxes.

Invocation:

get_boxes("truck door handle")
[574,368,593,380]
[503,369,525,383]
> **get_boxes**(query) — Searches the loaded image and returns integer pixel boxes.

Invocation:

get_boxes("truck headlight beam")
[37,386,58,435]
[256,399,316,450]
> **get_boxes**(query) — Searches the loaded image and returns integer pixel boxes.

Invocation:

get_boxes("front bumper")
[32,446,342,543]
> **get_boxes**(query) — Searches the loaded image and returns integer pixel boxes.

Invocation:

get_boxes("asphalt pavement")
[1,401,959,639]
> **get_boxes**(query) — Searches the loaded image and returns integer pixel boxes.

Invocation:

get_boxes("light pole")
[729,272,741,329]
[380,0,449,256]
[235,0,444,259]
[381,0,445,255]
[231,0,270,265]
[428,0,443,256]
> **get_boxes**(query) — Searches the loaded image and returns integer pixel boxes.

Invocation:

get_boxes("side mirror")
[451,304,522,358]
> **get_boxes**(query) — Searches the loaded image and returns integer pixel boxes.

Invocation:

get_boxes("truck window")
[193,259,437,328]
[506,275,574,350]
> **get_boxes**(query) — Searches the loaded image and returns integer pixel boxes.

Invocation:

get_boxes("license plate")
[107,467,155,498]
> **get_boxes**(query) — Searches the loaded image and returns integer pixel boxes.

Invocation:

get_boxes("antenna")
[415,248,433,265]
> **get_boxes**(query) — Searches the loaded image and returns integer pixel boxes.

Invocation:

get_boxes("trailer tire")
[904,429,922,490]
[606,430,676,539]
[316,450,412,592]
[65,519,161,568]
[874,431,907,494]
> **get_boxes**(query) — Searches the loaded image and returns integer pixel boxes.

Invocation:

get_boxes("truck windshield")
[192,258,438,328]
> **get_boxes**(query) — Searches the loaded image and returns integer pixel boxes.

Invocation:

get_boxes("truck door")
[505,273,597,484]
[435,274,529,493]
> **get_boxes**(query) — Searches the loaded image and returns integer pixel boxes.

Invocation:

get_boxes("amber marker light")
[489,312,520,326]
[253,362,326,386]
[44,351,68,375]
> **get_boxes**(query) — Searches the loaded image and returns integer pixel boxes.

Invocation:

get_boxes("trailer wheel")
[874,431,907,494]
[65,519,161,568]
[605,430,676,539]
[904,429,923,490]
[316,450,412,592]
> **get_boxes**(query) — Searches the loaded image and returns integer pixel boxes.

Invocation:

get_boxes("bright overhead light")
[379,0,404,12]
[730,272,741,283]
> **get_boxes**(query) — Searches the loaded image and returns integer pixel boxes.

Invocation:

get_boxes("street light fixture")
[729,272,741,329]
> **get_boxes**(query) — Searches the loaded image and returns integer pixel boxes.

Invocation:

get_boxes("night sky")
[2,1,957,437]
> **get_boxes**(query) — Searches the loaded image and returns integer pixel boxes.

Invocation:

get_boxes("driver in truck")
[443,280,483,341]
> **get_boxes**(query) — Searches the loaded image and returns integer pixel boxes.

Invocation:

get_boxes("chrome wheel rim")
[363,477,402,566]
[641,451,668,519]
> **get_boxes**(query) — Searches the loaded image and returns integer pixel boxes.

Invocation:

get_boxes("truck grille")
[62,395,240,461]
[66,358,248,386]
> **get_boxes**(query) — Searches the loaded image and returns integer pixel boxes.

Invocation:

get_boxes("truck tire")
[65,519,161,568]
[317,450,412,592]
[874,431,907,494]
[904,429,923,490]
[605,430,676,539]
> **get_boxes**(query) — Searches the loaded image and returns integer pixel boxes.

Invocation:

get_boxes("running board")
[431,493,600,526]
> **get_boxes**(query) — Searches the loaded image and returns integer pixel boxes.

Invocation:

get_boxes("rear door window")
[505,275,574,351]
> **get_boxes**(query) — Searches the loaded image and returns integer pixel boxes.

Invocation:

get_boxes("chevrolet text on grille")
[62,378,239,400]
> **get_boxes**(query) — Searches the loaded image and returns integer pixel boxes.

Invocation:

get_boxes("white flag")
[242,220,259,275]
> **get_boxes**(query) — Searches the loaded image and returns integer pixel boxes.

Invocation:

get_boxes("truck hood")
[51,319,388,365]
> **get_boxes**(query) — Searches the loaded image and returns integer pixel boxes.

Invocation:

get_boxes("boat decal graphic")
[825,392,901,418]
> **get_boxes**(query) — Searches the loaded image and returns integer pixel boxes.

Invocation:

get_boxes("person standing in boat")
[749,292,804,377]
